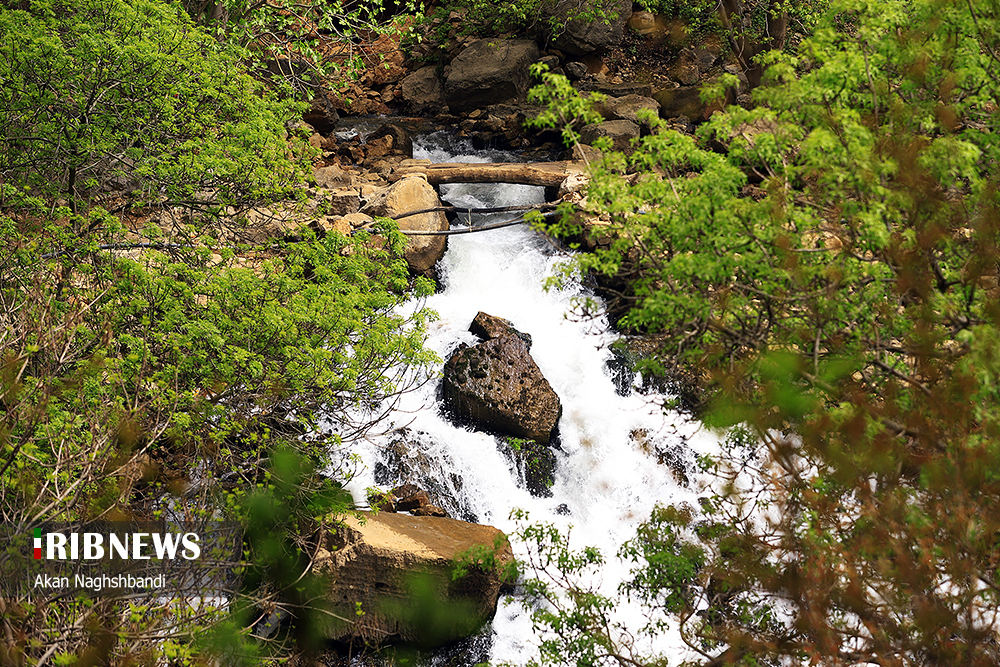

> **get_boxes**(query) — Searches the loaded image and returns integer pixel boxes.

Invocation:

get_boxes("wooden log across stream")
[391,161,587,188]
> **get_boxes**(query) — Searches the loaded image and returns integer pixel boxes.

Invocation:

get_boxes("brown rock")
[315,512,512,646]
[313,217,353,237]
[653,85,705,120]
[328,188,360,215]
[443,335,562,444]
[541,0,632,56]
[315,164,351,188]
[401,66,445,113]
[368,123,413,159]
[360,176,448,277]
[579,119,640,153]
[595,94,661,126]
[470,311,532,348]
[628,10,656,35]
[362,33,407,85]
[444,39,540,112]
[411,504,448,517]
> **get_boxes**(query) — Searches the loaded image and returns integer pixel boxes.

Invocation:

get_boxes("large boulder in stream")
[314,511,512,647]
[443,313,562,444]
[444,39,540,112]
[361,174,448,278]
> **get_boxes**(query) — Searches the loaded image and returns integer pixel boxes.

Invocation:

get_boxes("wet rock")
[469,311,532,348]
[411,504,448,517]
[315,511,513,647]
[540,0,632,56]
[445,39,540,113]
[498,436,557,497]
[361,175,448,278]
[373,431,472,521]
[443,335,562,444]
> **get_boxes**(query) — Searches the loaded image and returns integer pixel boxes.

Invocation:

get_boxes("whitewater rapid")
[341,131,723,664]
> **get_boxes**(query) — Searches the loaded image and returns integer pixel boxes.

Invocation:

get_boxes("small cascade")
[340,131,721,664]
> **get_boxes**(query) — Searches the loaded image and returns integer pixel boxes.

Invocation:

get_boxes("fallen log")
[392,161,586,187]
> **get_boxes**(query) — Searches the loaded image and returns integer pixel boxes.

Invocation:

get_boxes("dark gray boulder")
[540,0,631,56]
[445,39,540,113]
[443,335,562,444]
[470,311,532,348]
[498,436,557,497]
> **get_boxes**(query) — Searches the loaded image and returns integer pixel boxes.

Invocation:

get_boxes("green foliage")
[180,0,422,93]
[452,534,517,582]
[527,64,606,147]
[522,0,1000,664]
[0,1,441,663]
[0,0,308,216]
[511,511,623,667]
[423,0,628,42]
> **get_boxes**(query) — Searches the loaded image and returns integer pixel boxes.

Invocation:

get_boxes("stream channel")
[339,129,723,665]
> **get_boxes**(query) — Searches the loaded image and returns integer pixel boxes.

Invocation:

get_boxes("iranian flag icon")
[34,528,41,559]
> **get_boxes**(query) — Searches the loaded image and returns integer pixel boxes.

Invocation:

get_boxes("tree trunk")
[718,0,788,89]
[391,161,586,188]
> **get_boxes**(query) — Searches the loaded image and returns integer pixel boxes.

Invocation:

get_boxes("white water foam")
[341,132,723,664]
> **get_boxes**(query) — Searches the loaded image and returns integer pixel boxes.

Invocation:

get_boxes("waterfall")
[340,131,722,664]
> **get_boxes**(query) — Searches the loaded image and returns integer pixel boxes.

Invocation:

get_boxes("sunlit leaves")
[0,0,307,214]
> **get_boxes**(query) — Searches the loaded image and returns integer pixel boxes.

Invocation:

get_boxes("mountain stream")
[340,130,723,665]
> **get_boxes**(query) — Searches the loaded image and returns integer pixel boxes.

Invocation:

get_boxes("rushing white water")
[342,132,723,664]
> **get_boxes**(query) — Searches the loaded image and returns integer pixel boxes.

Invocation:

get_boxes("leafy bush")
[519,0,1000,664]
[0,0,307,216]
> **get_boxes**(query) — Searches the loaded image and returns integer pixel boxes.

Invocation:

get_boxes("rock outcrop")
[444,39,540,112]
[498,436,557,497]
[315,512,512,647]
[361,174,448,277]
[469,311,532,347]
[443,314,561,444]
[371,483,448,517]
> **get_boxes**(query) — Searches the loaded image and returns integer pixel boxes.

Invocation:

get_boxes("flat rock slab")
[316,511,512,647]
